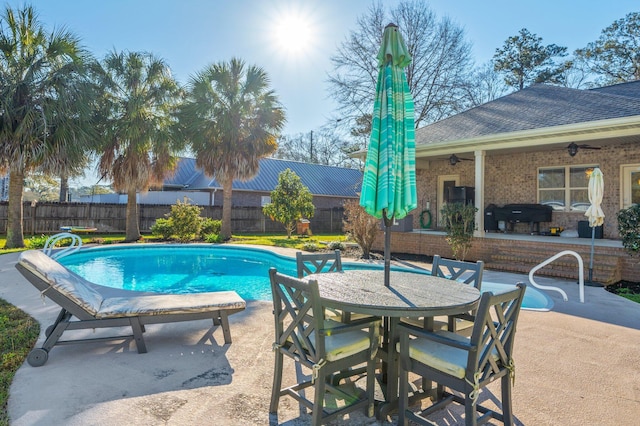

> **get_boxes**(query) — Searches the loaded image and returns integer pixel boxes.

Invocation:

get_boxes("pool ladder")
[528,250,584,303]
[43,232,83,259]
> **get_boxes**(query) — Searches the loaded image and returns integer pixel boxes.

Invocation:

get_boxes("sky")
[6,0,640,185]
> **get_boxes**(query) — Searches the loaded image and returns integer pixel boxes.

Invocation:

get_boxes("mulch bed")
[606,280,640,295]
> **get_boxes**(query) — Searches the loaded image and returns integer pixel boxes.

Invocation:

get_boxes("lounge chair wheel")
[45,325,54,337]
[27,348,48,367]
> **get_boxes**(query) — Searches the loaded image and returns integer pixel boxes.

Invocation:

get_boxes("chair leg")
[366,357,375,417]
[465,393,477,426]
[270,350,284,414]
[398,362,409,426]
[501,373,514,426]
[129,317,147,353]
[312,371,326,426]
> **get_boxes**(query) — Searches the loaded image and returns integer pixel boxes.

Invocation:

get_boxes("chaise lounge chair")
[15,249,246,367]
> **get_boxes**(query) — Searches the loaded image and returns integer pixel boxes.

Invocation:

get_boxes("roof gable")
[167,157,362,198]
[416,83,640,145]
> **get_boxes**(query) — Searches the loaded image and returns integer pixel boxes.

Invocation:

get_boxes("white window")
[538,165,598,212]
[261,196,271,206]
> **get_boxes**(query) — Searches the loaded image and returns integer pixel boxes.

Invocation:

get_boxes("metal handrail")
[528,250,584,303]
[43,232,83,259]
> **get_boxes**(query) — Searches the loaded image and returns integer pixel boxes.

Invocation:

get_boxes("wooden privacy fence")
[0,202,346,235]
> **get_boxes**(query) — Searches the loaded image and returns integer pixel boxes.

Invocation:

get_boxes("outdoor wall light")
[567,142,579,156]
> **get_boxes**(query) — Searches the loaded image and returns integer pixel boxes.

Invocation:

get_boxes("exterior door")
[437,175,460,227]
[621,164,640,209]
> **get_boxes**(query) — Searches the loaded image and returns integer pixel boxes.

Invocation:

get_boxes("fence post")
[31,200,37,235]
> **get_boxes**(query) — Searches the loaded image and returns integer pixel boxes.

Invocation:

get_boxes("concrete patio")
[1,247,639,425]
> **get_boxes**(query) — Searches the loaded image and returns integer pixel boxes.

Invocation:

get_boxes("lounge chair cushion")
[99,292,246,318]
[19,250,104,316]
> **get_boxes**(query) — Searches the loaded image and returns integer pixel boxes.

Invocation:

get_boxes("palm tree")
[95,50,182,242]
[0,5,95,248]
[180,58,286,239]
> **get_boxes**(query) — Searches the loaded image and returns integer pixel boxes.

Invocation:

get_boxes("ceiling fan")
[567,142,601,157]
[448,154,473,166]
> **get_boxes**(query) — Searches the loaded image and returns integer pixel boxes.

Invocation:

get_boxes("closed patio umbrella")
[584,167,604,284]
[360,23,417,287]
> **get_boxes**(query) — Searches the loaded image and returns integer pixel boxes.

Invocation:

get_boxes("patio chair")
[296,250,361,322]
[401,255,483,334]
[15,250,246,366]
[432,255,484,334]
[296,250,343,277]
[397,283,526,426]
[269,268,380,425]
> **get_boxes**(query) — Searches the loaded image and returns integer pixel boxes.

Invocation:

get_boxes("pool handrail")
[528,250,584,303]
[43,232,83,259]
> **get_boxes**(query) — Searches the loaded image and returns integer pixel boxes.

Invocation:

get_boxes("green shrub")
[200,218,222,237]
[168,199,203,242]
[150,218,174,240]
[441,202,478,261]
[617,204,640,254]
[25,234,49,249]
[302,241,320,252]
[203,233,224,243]
[327,240,345,251]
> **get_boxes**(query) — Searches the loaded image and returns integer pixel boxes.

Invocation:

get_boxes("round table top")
[307,269,481,318]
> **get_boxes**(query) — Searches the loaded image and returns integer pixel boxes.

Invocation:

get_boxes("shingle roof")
[167,157,362,198]
[415,82,640,145]
[589,80,640,98]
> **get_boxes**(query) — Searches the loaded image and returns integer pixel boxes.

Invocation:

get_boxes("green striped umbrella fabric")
[360,23,417,221]
[360,23,417,286]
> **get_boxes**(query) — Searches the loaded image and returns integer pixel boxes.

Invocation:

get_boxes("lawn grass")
[0,299,40,426]
[230,233,347,249]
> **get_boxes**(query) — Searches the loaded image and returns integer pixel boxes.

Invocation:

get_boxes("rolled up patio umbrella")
[584,167,604,284]
[360,23,417,287]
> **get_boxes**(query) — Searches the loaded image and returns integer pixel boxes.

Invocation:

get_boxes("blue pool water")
[59,245,553,311]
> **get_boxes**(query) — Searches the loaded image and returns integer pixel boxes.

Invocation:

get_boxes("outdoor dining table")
[307,269,481,418]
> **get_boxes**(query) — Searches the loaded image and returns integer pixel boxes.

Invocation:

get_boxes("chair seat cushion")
[400,330,497,379]
[320,319,372,362]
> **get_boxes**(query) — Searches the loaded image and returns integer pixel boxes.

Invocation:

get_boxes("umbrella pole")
[588,226,595,283]
[383,212,393,287]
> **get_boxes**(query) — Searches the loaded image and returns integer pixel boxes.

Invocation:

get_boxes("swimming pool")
[58,245,553,311]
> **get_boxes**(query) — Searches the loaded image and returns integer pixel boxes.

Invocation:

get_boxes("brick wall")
[373,230,640,283]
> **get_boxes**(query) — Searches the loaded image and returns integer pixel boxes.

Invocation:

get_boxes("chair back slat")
[269,268,325,366]
[296,250,343,278]
[468,284,526,382]
[431,254,484,289]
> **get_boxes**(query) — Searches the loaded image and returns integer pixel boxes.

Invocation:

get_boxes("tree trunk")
[59,174,69,202]
[125,188,140,241]
[5,170,25,248]
[220,178,233,239]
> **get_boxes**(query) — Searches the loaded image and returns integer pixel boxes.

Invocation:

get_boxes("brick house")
[380,81,640,283]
